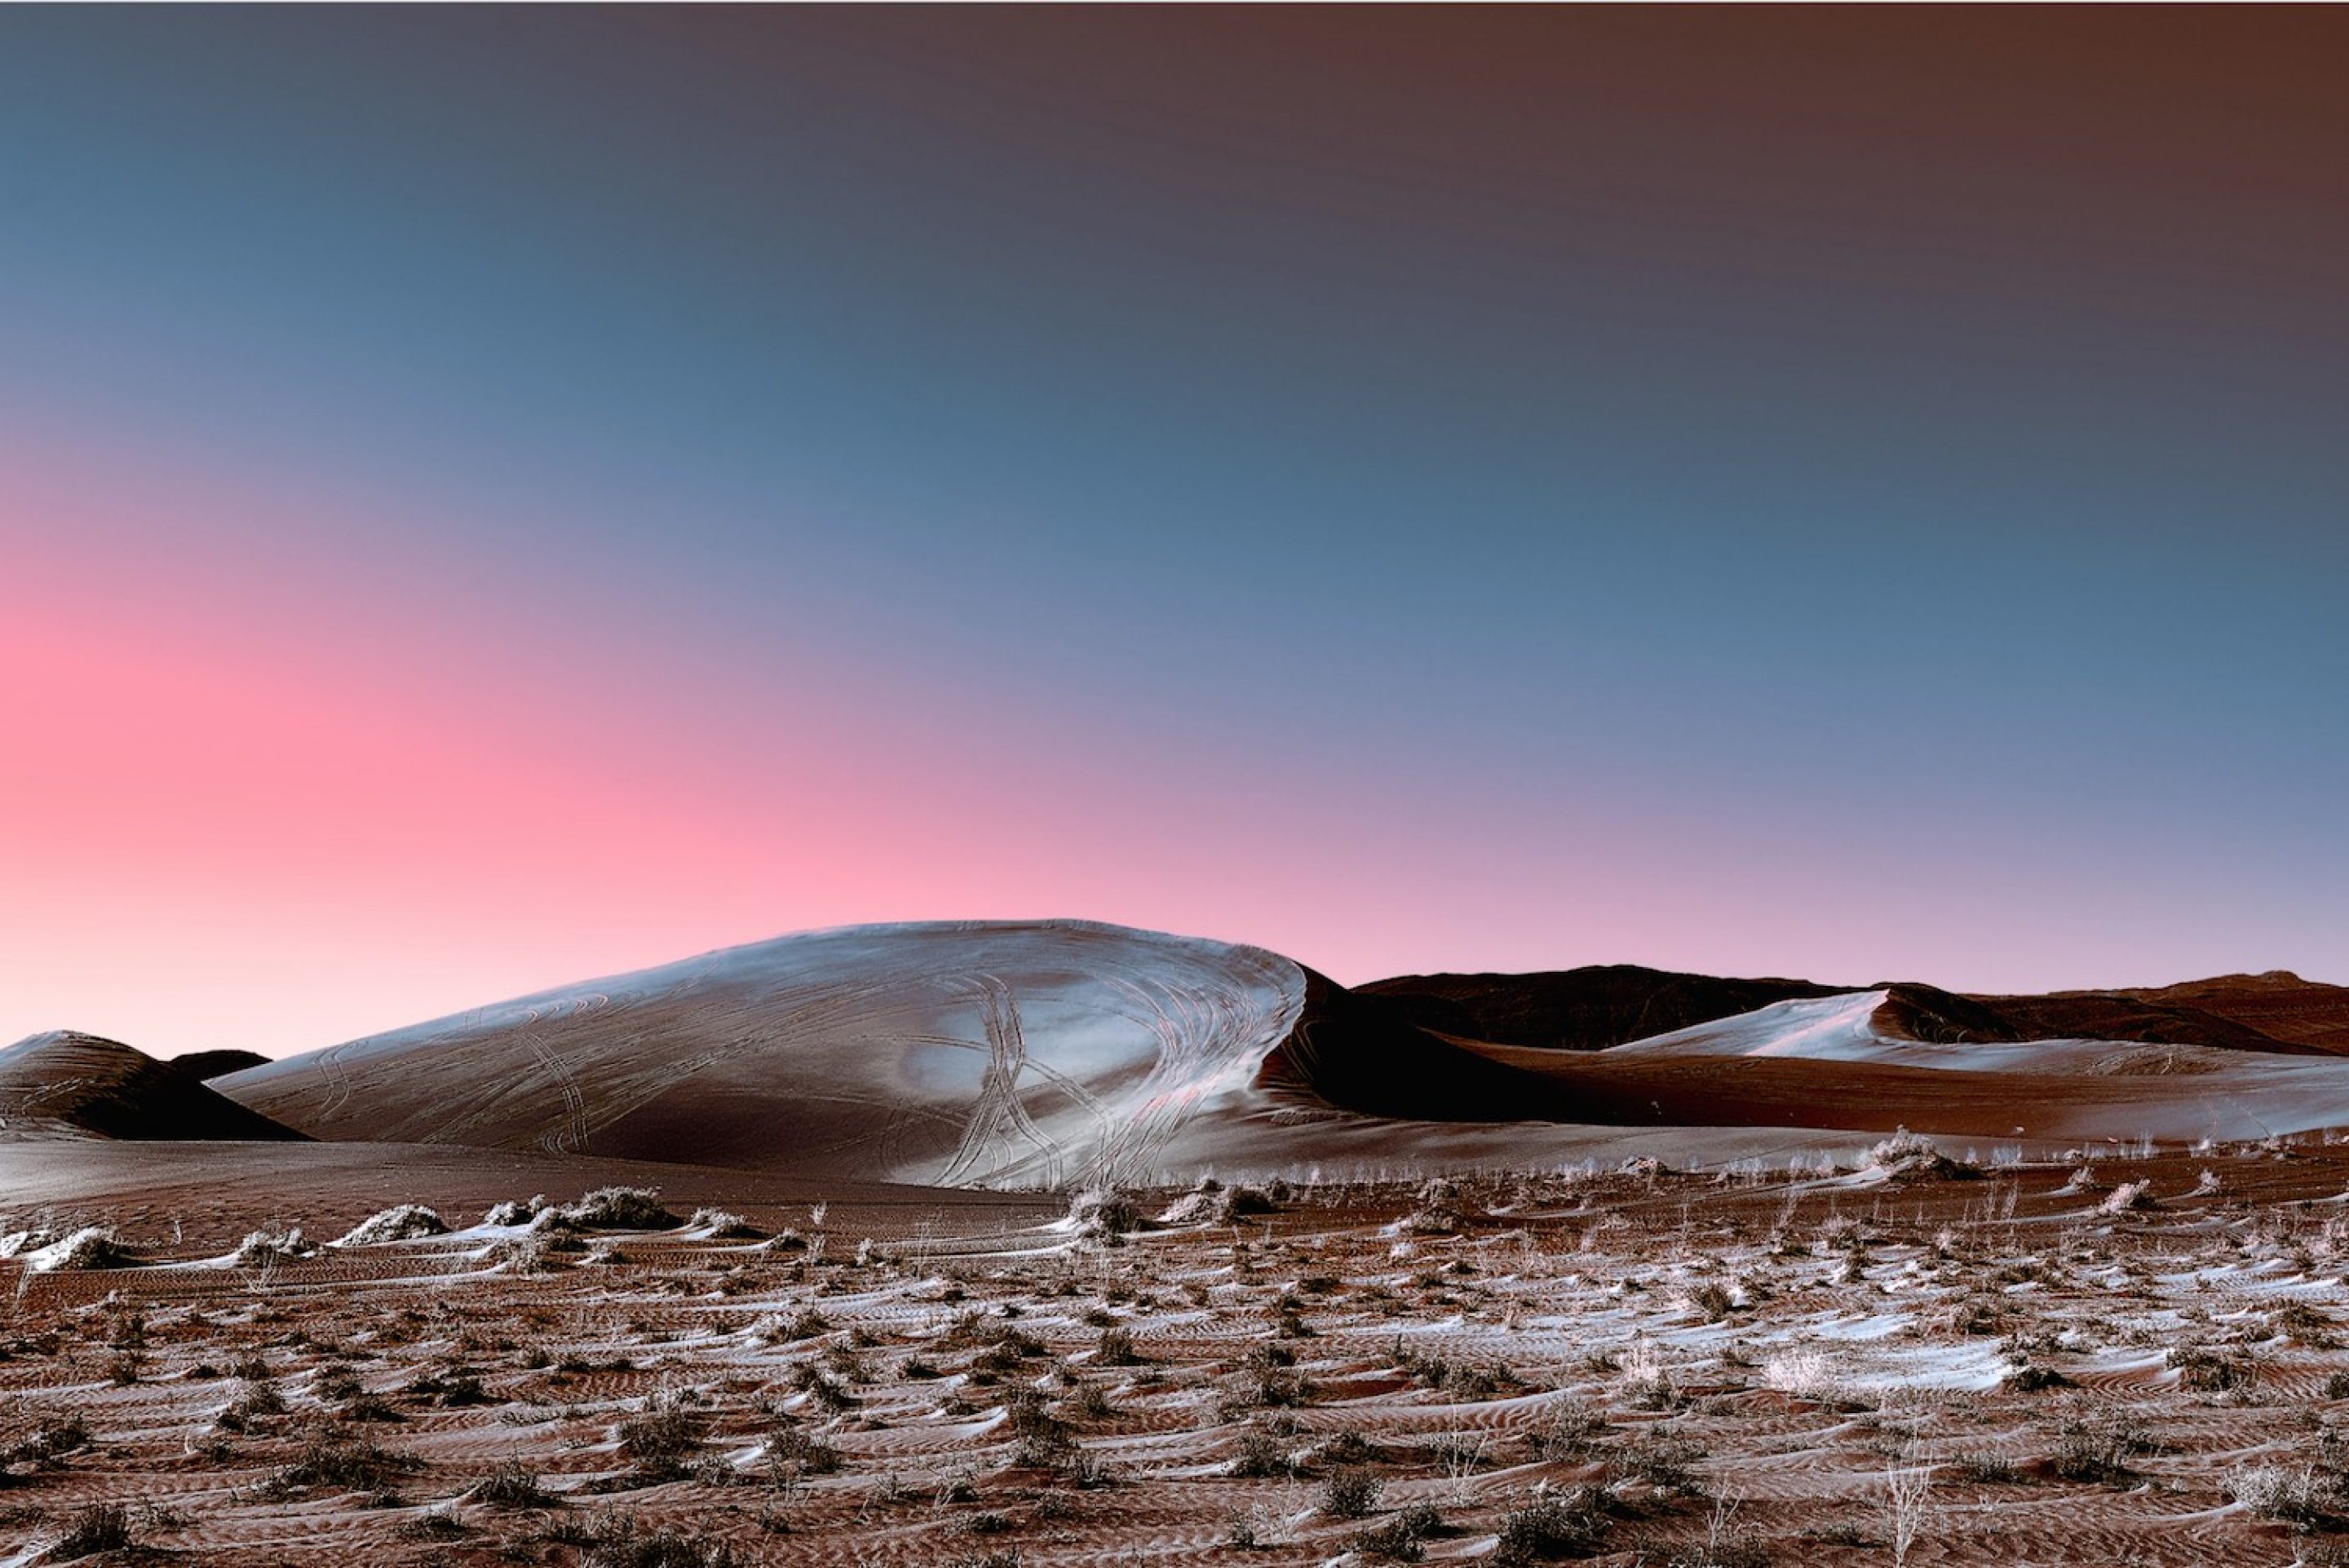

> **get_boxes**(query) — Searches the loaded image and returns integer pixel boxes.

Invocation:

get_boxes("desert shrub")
[472,1459,559,1508]
[765,1423,844,1477]
[484,1195,550,1226]
[2099,1181,2157,1215]
[215,1378,287,1433]
[2231,1462,2330,1522]
[406,1366,491,1407]
[1096,1327,1140,1366]
[1222,1353,1316,1412]
[1949,1452,2022,1484]
[2053,1409,2157,1483]
[578,1509,746,1568]
[561,1187,679,1230]
[1157,1177,1273,1226]
[334,1205,449,1246]
[788,1362,858,1412]
[1491,1486,1617,1565]
[617,1389,708,1472]
[1620,1429,1709,1494]
[1006,1389,1076,1468]
[1402,1177,1465,1235]
[7,1415,90,1469]
[776,1308,833,1342]
[2003,1363,2074,1393]
[1689,1282,1738,1322]
[50,1502,135,1561]
[338,1392,404,1424]
[2167,1344,2255,1393]
[489,1230,581,1273]
[392,1507,470,1542]
[1227,1424,1294,1478]
[1666,1536,1773,1568]
[263,1433,422,1496]
[1354,1504,1444,1561]
[25,1226,131,1273]
[1067,1188,1140,1239]
[232,1228,310,1267]
[1867,1128,1975,1180]
[688,1208,761,1239]
[1320,1465,1383,1517]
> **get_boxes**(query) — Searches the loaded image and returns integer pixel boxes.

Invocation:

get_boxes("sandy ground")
[11,1138,2349,1565]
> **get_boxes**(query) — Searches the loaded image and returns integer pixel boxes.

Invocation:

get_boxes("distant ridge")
[1361,964,2337,1058]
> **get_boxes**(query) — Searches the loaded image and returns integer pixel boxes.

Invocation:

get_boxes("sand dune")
[219,921,1306,1188]
[0,1031,303,1143]
[200,928,2349,1180]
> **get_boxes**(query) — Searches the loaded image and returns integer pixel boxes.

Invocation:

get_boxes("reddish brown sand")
[11,1137,2349,1566]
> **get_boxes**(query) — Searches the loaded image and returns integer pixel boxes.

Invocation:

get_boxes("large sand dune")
[209,927,2349,1182]
[218,921,1307,1187]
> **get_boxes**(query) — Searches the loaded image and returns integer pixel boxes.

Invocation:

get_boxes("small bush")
[262,1433,422,1496]
[471,1459,559,1508]
[1867,1128,1975,1180]
[687,1208,760,1238]
[1068,1188,1140,1239]
[1492,1486,1616,1565]
[2232,1462,2329,1523]
[765,1424,844,1477]
[2052,1410,2156,1484]
[1950,1452,2022,1484]
[24,1226,132,1273]
[1157,1178,1273,1226]
[617,1390,708,1473]
[562,1187,680,1230]
[231,1228,310,1268]
[1227,1424,1294,1478]
[578,1510,746,1568]
[484,1195,550,1226]
[1320,1465,1383,1518]
[334,1206,449,1247]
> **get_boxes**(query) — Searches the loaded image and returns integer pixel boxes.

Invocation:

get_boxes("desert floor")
[11,1140,2349,1566]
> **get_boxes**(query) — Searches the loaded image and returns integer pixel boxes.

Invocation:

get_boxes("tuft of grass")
[50,1502,136,1561]
[471,1459,560,1509]
[617,1389,707,1473]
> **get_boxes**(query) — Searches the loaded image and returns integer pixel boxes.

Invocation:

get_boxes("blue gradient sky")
[2,9,2345,1054]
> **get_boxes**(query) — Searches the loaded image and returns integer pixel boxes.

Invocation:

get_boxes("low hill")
[0,1031,305,1142]
[2099,972,2349,1054]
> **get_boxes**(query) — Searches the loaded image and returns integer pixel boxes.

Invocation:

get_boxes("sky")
[3,9,2346,1058]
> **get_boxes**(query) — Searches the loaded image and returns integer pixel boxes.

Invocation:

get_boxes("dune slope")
[0,1031,305,1142]
[218,921,1305,1187]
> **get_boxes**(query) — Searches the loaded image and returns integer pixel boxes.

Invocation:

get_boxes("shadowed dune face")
[1357,965,1844,1050]
[217,921,1305,1188]
[0,1031,305,1142]
[168,1047,272,1081]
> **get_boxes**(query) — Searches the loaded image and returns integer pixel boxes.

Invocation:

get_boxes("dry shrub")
[334,1206,449,1246]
